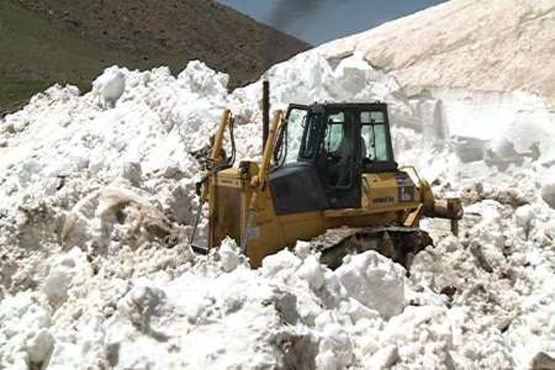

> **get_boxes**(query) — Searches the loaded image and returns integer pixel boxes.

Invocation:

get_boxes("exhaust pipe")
[262,80,270,154]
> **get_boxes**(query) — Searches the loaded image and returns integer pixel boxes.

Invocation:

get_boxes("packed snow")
[1,27,555,370]
[316,0,555,108]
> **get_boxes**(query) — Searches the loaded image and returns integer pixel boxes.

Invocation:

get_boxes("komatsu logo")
[372,196,395,204]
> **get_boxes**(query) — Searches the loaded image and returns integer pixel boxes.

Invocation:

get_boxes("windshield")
[284,105,394,167]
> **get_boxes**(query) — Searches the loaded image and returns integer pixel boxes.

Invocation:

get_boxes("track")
[314,226,434,270]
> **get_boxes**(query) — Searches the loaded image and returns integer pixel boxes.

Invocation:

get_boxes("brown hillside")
[1,0,310,112]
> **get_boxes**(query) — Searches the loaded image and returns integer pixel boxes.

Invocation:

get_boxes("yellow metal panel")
[362,173,420,211]
[215,177,242,188]
[209,167,427,267]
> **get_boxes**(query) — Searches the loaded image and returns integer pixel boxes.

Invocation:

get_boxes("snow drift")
[317,0,555,108]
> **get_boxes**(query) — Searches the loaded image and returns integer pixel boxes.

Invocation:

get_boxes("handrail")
[258,109,284,185]
[210,109,232,162]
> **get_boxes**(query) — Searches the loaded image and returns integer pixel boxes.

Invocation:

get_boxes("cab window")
[325,112,345,153]
[360,111,391,162]
[299,113,323,159]
[284,108,307,164]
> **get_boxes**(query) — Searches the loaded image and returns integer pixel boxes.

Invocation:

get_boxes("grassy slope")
[0,0,310,113]
[0,2,143,111]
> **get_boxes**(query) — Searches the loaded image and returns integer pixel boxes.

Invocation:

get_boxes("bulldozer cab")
[271,102,397,212]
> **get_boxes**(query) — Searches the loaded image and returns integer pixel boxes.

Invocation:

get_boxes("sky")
[218,0,446,45]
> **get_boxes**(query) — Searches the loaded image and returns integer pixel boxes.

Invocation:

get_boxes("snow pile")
[1,42,555,368]
[410,197,555,369]
[0,240,417,368]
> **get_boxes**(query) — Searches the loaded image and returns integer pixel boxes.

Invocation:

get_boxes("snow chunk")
[294,240,312,259]
[26,329,54,365]
[366,345,399,370]
[177,60,229,98]
[335,251,405,319]
[0,293,52,368]
[219,237,240,272]
[41,247,89,304]
[261,249,302,278]
[297,255,326,291]
[382,306,454,368]
[92,66,126,108]
[318,323,353,369]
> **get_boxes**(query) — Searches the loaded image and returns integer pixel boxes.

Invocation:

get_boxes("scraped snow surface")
[1,31,555,370]
[316,0,555,108]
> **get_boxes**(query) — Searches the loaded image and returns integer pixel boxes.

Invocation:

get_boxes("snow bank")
[316,0,555,108]
[1,41,555,369]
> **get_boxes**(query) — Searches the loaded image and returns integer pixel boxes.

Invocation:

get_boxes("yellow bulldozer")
[191,84,462,268]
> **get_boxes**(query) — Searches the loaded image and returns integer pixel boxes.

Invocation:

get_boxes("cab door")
[318,108,362,209]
